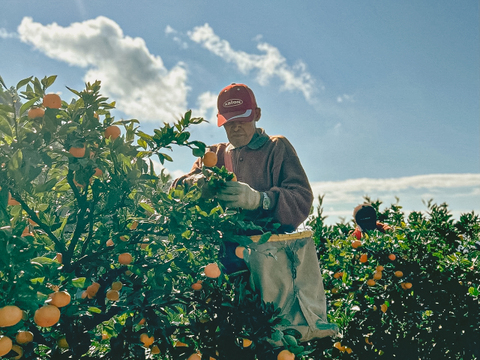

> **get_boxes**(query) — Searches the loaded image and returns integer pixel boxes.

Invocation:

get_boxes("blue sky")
[1,1,479,224]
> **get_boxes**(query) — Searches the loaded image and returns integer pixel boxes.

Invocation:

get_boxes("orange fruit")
[191,281,203,291]
[8,193,20,206]
[118,253,133,265]
[151,345,160,354]
[373,271,382,280]
[104,125,121,140]
[380,304,388,313]
[55,253,63,264]
[43,93,61,109]
[359,254,368,263]
[140,333,154,347]
[57,337,69,348]
[388,254,396,261]
[138,318,146,325]
[367,279,376,287]
[11,344,23,359]
[111,281,123,291]
[277,349,295,360]
[49,291,71,308]
[106,239,114,246]
[106,289,120,301]
[175,341,188,347]
[86,282,101,298]
[16,331,34,345]
[242,338,252,348]
[202,151,217,167]
[93,168,103,177]
[187,354,201,360]
[119,235,128,242]
[0,305,23,327]
[352,240,362,248]
[345,347,353,354]
[28,107,45,119]
[394,271,403,278]
[376,265,384,272]
[0,336,13,357]
[333,271,344,279]
[204,263,221,278]
[69,146,86,158]
[235,246,246,259]
[230,173,237,181]
[401,282,413,290]
[34,305,61,327]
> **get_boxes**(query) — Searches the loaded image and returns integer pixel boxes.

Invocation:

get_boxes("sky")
[1,1,479,225]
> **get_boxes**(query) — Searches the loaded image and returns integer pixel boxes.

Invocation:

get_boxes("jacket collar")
[228,128,268,151]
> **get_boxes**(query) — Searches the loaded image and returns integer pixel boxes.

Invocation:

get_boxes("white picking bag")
[245,230,339,343]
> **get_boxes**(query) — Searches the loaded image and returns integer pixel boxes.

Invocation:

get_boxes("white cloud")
[17,16,189,122]
[187,23,317,102]
[191,91,217,125]
[0,28,17,38]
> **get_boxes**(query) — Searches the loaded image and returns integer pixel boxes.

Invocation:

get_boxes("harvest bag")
[246,230,339,343]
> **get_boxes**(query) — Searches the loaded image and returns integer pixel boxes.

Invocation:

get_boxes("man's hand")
[217,181,261,210]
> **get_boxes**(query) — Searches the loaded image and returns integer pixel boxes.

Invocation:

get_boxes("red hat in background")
[217,83,258,127]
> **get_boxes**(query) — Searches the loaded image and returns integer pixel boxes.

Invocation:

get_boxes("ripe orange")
[151,345,160,354]
[367,279,376,287]
[204,263,221,278]
[140,333,154,347]
[34,305,61,327]
[86,282,101,298]
[43,93,61,109]
[394,271,403,278]
[118,253,133,265]
[0,305,23,327]
[28,107,45,119]
[104,125,121,140]
[49,291,71,308]
[0,336,13,357]
[401,282,413,290]
[376,265,384,272]
[352,240,362,248]
[111,281,123,291]
[119,236,128,242]
[93,168,103,177]
[57,337,69,348]
[230,173,237,181]
[11,344,23,359]
[242,338,252,348]
[187,354,201,360]
[8,193,20,206]
[202,151,217,167]
[69,146,86,158]
[16,331,34,345]
[388,254,396,261]
[345,347,353,354]
[191,281,203,291]
[277,349,295,360]
[373,271,382,280]
[333,271,344,279]
[175,341,188,347]
[359,254,368,263]
[235,246,246,259]
[106,289,120,301]
[106,239,114,246]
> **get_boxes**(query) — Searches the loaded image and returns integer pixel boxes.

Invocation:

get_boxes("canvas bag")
[244,231,339,344]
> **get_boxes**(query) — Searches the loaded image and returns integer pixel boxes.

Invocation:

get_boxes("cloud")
[17,16,189,122]
[191,91,217,125]
[187,24,317,102]
[0,28,17,39]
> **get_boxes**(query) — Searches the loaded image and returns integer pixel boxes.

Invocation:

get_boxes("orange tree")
[0,75,287,360]
[308,196,480,360]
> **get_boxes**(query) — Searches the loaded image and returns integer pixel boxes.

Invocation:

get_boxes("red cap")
[217,83,257,127]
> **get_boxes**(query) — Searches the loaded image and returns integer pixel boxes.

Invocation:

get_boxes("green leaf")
[72,277,86,288]
[31,256,55,264]
[88,307,102,314]
[0,116,12,136]
[20,97,40,117]
[257,232,272,245]
[16,76,33,90]
[0,75,6,89]
[8,149,23,171]
[35,178,58,193]
[43,75,57,88]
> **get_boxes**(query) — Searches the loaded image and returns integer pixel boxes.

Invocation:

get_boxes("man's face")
[223,120,256,147]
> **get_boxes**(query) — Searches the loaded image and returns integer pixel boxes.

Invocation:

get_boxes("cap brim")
[217,109,255,127]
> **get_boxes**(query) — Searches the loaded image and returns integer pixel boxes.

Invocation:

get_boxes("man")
[175,83,338,356]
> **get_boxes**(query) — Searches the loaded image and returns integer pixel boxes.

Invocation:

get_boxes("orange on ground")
[394,271,403,278]
[57,337,69,348]
[151,345,160,354]
[204,263,221,278]
[69,146,86,158]
[388,254,396,261]
[202,151,217,167]
[0,305,23,327]
[8,193,20,206]
[333,271,344,279]
[0,336,13,357]
[106,239,114,246]
[16,331,34,345]
[359,254,368,263]
[111,281,123,291]
[34,305,61,327]
[118,253,133,265]
[49,291,71,308]
[28,107,45,119]
[242,338,252,348]
[140,333,154,347]
[43,93,61,109]
[11,344,23,359]
[191,282,203,291]
[380,304,388,313]
[367,279,376,287]
[352,240,362,248]
[373,272,382,280]
[104,125,121,140]
[277,349,295,360]
[376,265,385,272]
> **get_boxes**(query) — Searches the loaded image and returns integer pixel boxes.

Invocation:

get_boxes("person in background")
[351,203,392,240]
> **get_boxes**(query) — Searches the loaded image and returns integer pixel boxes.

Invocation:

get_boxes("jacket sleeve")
[266,138,313,231]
